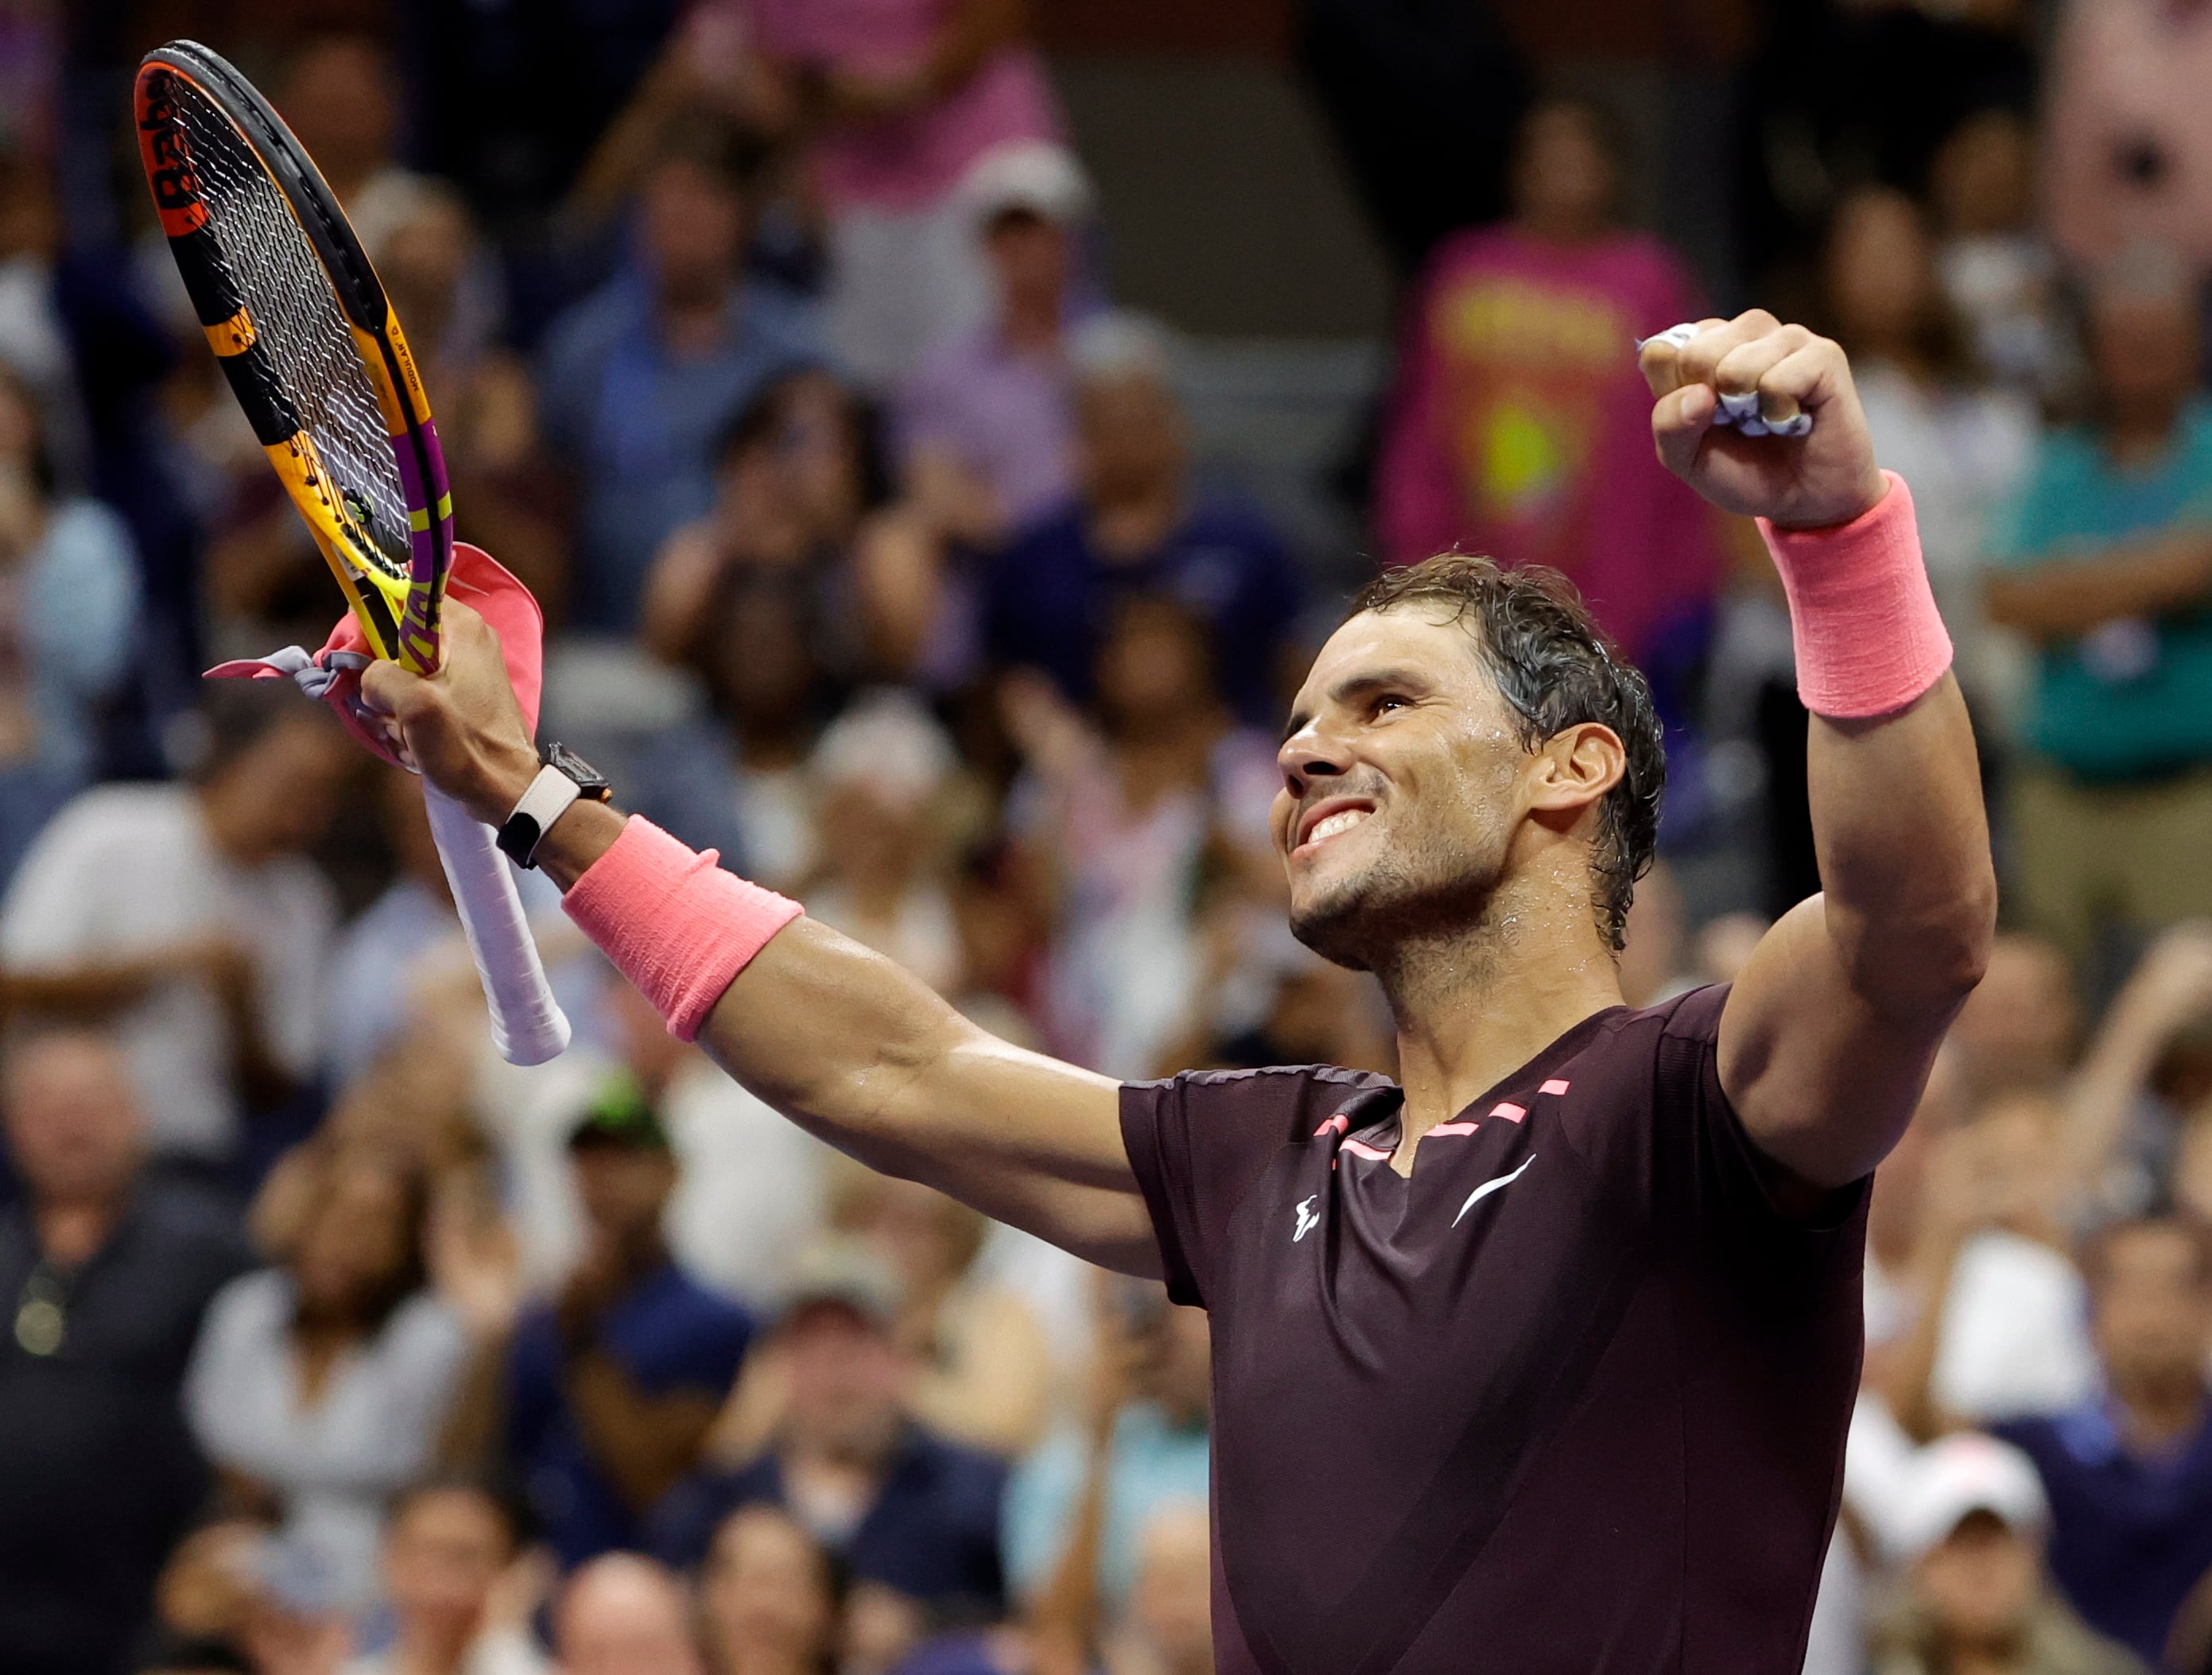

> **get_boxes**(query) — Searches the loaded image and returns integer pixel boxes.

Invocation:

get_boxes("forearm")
[1880,1230,1967,1444]
[0,963,161,1018]
[1806,675,1996,1016]
[1985,529,2212,640]
[534,803,1151,1267]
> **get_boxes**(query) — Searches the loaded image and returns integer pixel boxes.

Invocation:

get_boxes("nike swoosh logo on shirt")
[1453,1154,1536,1227]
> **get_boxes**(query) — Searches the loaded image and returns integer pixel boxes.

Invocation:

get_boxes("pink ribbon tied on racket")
[204,542,546,764]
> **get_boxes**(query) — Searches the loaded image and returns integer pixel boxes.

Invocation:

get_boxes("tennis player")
[367,312,1993,1674]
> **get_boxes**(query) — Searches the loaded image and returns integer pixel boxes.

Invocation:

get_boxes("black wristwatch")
[496,742,613,868]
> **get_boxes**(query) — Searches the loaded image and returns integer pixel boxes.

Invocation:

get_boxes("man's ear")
[1527,723,1627,819]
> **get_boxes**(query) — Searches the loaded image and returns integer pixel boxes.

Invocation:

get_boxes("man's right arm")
[359,614,1160,1277]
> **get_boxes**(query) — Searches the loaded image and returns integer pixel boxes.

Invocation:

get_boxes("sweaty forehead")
[1290,607,1496,713]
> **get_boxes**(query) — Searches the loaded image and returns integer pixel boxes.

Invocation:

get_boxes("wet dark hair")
[1348,554,1665,952]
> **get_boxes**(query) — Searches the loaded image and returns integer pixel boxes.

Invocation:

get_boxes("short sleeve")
[1120,1066,1386,1309]
[1561,987,1869,1250]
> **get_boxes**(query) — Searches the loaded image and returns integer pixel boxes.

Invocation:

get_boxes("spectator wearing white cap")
[801,691,967,997]
[896,142,1096,545]
[1872,1433,2147,1675]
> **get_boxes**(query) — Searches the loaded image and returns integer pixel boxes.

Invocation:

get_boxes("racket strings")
[167,76,412,585]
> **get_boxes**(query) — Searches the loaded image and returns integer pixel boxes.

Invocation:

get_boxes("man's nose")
[1277,723,1348,797]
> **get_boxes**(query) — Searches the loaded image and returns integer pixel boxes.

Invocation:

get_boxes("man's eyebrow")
[1279,669,1434,743]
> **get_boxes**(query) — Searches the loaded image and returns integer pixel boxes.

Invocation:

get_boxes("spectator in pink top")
[742,0,1069,386]
[1373,97,1728,672]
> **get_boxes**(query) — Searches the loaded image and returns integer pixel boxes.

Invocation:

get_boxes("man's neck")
[657,285,733,359]
[1380,881,1623,1174]
[195,782,264,867]
[34,1191,126,1268]
[1000,293,1061,355]
[1089,484,1182,562]
[2117,1378,2206,1452]
[394,1618,480,1675]
[2105,401,2185,470]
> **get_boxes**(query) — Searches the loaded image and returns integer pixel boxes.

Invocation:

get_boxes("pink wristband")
[1758,471,1953,719]
[563,817,803,1041]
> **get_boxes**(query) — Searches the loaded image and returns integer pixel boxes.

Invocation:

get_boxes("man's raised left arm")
[1642,313,1997,1198]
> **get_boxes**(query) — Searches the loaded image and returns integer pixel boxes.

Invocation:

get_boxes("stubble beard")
[1287,821,1502,987]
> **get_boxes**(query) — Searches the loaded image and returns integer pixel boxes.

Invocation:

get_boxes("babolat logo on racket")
[134,73,208,237]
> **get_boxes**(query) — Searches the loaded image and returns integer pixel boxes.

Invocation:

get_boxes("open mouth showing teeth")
[1307,809,1368,845]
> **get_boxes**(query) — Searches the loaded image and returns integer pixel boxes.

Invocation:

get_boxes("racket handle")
[421,781,572,1065]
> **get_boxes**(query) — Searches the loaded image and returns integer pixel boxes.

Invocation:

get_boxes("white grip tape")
[421,781,572,1065]
[1636,322,1814,439]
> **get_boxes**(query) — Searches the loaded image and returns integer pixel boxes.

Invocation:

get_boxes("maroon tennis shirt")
[1118,984,1868,1675]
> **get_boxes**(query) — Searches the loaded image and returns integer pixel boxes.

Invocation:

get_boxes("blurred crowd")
[4,1,2212,1673]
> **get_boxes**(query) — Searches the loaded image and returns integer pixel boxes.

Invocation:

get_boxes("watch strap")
[497,763,587,869]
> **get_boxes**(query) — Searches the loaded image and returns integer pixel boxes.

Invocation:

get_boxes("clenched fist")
[1639,311,1888,531]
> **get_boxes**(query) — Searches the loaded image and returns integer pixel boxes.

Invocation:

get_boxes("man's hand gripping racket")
[135,40,569,1064]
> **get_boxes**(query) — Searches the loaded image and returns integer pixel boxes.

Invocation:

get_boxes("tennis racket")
[135,40,569,1066]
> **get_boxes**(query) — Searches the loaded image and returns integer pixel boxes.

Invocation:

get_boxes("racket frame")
[134,40,452,675]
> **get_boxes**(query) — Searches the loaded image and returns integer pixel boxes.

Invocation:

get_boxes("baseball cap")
[1886,1433,2050,1564]
[782,1237,905,1332]
[565,1072,672,1153]
[958,139,1094,231]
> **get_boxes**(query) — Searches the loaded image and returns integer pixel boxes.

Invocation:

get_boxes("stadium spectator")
[1882,1091,2098,1432]
[340,1481,548,1675]
[627,568,831,888]
[698,1506,839,1675]
[1004,1277,1210,1632]
[505,1075,755,1567]
[487,979,831,1314]
[1948,932,2084,1107]
[638,366,887,681]
[270,37,426,252]
[801,692,967,998]
[0,362,140,883]
[1929,109,2077,403]
[1900,1214,2212,1665]
[826,1162,1052,1458]
[1095,1502,1213,1675]
[537,122,822,634]
[1823,185,2035,718]
[741,0,1071,386]
[896,141,1093,544]
[553,1554,702,1675]
[651,1240,1007,1627]
[0,687,347,1169]
[0,1028,252,1675]
[1372,95,1725,676]
[1870,1433,2145,1675]
[983,314,1304,728]
[1001,598,1279,1077]
[1985,246,2212,972]
[184,1144,481,1613]
[2044,0,2212,281]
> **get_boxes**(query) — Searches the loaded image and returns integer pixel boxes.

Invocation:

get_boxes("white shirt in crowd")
[481,1048,833,1312]
[1932,1229,2098,1423]
[0,783,336,1159]
[184,1270,472,1611]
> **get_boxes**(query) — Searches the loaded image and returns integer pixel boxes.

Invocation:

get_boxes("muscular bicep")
[695,917,1161,1274]
[1718,900,1953,1204]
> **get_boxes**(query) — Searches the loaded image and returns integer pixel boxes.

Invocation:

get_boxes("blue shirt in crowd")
[1986,399,2212,783]
[1001,1401,1210,1609]
[1993,1397,2212,1666]
[650,1423,1007,1615]
[537,273,823,632]
[506,1262,754,1568]
[983,494,1305,727]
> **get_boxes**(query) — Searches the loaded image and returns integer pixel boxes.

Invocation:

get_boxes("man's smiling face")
[1272,606,1535,972]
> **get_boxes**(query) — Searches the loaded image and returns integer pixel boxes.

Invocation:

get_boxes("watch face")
[543,742,610,795]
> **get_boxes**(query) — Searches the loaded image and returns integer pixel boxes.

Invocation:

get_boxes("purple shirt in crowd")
[743,0,1063,211]
[1119,986,1868,1674]
[898,325,1079,532]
